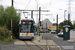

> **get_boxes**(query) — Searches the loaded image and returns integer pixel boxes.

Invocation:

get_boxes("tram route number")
[26,33,29,36]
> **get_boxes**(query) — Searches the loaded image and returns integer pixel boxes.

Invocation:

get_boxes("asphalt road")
[0,33,59,50]
[42,33,75,50]
[0,33,75,50]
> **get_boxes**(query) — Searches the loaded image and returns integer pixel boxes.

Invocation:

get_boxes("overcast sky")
[0,0,75,24]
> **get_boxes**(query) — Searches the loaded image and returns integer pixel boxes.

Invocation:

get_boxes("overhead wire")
[14,0,32,18]
[24,0,31,18]
[13,0,25,5]
[25,0,31,9]
[34,0,38,4]
[48,0,52,9]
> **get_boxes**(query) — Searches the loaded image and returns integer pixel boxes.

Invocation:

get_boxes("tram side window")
[31,22,34,33]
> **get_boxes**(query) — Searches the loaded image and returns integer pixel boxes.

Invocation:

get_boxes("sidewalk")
[33,35,57,45]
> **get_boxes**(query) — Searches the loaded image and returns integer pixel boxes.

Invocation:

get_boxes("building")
[41,18,52,29]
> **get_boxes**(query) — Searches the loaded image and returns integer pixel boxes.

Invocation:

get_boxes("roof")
[21,18,34,21]
[19,18,34,24]
[63,25,70,27]
[41,18,52,28]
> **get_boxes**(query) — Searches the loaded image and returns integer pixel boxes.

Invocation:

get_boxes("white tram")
[19,19,34,39]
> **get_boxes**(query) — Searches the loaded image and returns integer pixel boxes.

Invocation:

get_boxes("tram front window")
[21,24,31,33]
[20,22,34,33]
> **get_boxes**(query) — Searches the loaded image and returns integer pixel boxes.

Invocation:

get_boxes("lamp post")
[59,9,67,25]
[63,10,67,25]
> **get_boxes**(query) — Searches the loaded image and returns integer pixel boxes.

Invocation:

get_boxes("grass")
[0,27,15,44]
[0,37,15,44]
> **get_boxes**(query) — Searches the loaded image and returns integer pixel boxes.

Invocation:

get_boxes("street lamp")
[59,9,67,25]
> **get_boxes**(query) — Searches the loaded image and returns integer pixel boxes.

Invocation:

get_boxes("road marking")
[53,36,62,50]
[54,35,60,38]
[54,35,63,39]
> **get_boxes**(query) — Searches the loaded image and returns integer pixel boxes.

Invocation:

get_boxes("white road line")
[53,36,62,50]
[54,35,60,38]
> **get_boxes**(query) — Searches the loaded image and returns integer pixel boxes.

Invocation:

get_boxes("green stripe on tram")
[22,25,31,26]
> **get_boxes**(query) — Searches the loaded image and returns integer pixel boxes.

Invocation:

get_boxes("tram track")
[24,41,33,50]
[43,36,51,50]
[20,33,61,50]
[23,41,45,50]
[43,35,61,50]
[45,37,50,50]
[49,36,61,50]
[23,37,54,50]
[31,41,45,50]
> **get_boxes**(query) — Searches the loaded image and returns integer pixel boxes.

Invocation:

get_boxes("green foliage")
[72,21,75,29]
[0,28,14,44]
[59,20,73,29]
[53,23,57,26]
[0,28,10,40]
[0,5,20,38]
[0,35,4,40]
[0,5,18,44]
[4,37,14,42]
[73,24,75,28]
[0,29,4,36]
[0,37,15,44]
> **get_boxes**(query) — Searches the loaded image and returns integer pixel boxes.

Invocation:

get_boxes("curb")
[67,40,75,43]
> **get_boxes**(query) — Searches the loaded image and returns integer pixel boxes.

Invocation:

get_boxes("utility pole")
[10,0,13,39]
[56,14,58,34]
[68,0,71,25]
[11,20,12,39]
[31,10,33,19]
[46,23,47,33]
[59,9,67,25]
[64,10,67,25]
[46,23,47,30]
[38,7,41,41]
[12,0,13,7]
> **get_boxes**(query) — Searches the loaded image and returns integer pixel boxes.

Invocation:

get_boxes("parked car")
[44,30,49,33]
[70,29,75,31]
[40,29,44,33]
[57,31,63,37]
[51,29,56,34]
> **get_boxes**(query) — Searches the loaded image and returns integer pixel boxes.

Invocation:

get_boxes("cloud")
[0,0,3,2]
[0,0,11,7]
[0,0,75,24]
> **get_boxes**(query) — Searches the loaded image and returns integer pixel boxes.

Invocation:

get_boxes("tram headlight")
[31,34,33,36]
[31,34,32,35]
[22,34,24,35]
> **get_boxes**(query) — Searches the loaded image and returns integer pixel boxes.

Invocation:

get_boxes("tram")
[19,18,35,39]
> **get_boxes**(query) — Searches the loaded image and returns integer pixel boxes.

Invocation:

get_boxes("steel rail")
[31,41,45,50]
[46,37,50,50]
[24,41,45,50]
[24,41,33,50]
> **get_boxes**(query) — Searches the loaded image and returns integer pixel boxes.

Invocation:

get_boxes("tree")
[0,5,6,26]
[72,20,75,29]
[53,23,57,26]
[59,20,73,29]
[5,6,20,38]
[0,5,20,38]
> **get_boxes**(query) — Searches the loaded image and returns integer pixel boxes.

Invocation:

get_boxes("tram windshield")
[20,21,34,33]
